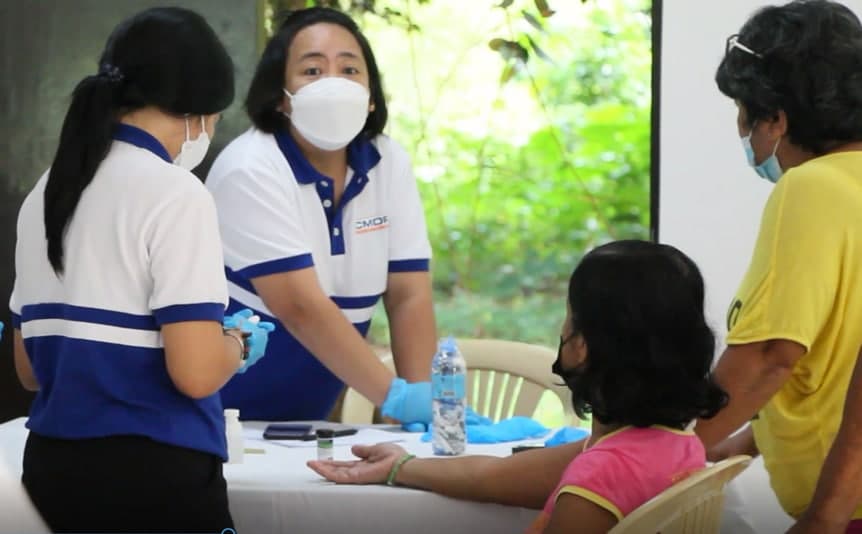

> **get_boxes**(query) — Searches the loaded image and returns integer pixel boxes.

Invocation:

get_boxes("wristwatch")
[223,329,249,360]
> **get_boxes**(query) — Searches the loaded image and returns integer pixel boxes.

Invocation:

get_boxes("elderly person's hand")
[308,443,408,485]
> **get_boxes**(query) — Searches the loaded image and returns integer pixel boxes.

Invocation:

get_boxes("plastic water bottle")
[224,409,244,464]
[432,337,466,455]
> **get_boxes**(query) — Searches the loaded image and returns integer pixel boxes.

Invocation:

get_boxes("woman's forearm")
[13,329,39,391]
[384,273,436,382]
[255,270,395,406]
[696,340,803,448]
[282,297,394,405]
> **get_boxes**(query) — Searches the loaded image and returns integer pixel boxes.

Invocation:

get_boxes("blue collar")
[273,129,381,185]
[112,123,172,163]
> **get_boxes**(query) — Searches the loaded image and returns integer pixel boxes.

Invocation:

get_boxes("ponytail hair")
[44,7,234,274]
[44,73,120,273]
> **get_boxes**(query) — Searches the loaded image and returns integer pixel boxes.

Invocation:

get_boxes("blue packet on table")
[421,416,550,444]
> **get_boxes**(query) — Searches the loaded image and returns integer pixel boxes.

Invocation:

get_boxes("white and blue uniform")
[9,124,230,459]
[206,128,431,420]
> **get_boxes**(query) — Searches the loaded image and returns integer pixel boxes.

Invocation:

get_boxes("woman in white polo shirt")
[9,7,272,532]
[207,7,437,426]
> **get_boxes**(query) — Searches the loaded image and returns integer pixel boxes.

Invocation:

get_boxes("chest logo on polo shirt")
[355,215,389,234]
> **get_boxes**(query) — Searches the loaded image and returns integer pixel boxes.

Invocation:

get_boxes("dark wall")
[0,0,261,422]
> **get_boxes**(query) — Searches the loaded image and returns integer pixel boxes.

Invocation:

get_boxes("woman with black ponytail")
[7,7,268,532]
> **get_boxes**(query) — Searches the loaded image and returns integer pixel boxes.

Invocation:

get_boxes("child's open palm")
[308,443,407,485]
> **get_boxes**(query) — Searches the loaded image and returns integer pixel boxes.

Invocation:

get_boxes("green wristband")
[386,453,416,486]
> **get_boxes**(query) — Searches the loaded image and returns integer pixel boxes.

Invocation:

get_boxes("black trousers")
[22,432,234,533]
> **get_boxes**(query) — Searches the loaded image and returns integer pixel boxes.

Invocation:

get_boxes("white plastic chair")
[609,455,752,534]
[340,338,575,424]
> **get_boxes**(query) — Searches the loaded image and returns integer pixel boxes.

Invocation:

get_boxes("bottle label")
[432,374,465,399]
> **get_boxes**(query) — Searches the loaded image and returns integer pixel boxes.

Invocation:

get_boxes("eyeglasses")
[726,34,763,59]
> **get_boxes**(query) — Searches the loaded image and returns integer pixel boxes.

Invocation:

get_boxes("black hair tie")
[97,63,124,83]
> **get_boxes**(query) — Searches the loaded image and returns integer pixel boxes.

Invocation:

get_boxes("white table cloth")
[0,418,761,534]
[0,418,537,534]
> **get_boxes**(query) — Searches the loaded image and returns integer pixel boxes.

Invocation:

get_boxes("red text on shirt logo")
[355,215,389,234]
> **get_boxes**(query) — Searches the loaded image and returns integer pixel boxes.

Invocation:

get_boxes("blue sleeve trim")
[152,303,226,326]
[331,294,381,309]
[353,320,371,337]
[21,303,157,330]
[11,312,21,329]
[236,254,314,279]
[388,259,430,272]
[224,267,257,294]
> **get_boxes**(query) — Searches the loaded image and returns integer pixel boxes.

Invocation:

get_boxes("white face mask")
[174,116,210,171]
[283,77,370,151]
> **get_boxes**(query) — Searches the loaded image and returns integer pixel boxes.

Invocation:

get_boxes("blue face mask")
[742,128,783,183]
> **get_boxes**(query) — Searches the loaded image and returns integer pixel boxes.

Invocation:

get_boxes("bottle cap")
[316,428,335,438]
[438,336,457,353]
[224,409,240,419]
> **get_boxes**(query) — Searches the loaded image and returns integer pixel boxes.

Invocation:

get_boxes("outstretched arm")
[308,439,586,509]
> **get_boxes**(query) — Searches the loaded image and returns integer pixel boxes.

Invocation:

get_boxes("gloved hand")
[381,378,432,425]
[544,426,590,447]
[223,309,276,374]
[400,406,492,432]
[401,422,427,432]
[421,416,549,444]
[0,320,4,341]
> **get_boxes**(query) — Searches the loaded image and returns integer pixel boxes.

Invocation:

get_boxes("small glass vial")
[224,409,244,464]
[316,428,334,461]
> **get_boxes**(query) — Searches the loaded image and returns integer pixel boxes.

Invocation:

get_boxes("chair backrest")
[608,455,752,534]
[340,338,574,424]
[340,354,394,424]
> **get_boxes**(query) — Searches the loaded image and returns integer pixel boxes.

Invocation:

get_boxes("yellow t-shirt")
[727,151,862,519]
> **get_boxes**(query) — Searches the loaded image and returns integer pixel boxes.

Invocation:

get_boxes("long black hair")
[245,7,388,137]
[558,240,728,429]
[44,7,234,274]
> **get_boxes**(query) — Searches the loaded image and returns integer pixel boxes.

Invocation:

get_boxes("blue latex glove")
[223,309,276,374]
[381,378,432,425]
[0,320,4,341]
[401,422,427,432]
[544,426,591,447]
[421,416,550,444]
[466,406,492,426]
[401,406,492,432]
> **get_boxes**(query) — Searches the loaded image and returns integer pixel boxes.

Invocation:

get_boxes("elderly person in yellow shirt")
[696,2,862,533]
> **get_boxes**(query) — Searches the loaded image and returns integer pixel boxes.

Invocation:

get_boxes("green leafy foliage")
[389,1,651,333]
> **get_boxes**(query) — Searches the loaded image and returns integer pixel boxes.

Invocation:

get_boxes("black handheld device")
[263,423,314,440]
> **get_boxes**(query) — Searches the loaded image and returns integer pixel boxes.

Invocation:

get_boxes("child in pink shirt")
[530,240,728,533]
[528,426,705,532]
[309,241,728,534]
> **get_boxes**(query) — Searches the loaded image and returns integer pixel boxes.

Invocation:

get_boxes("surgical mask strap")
[745,120,757,142]
[770,136,781,157]
[183,115,207,140]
